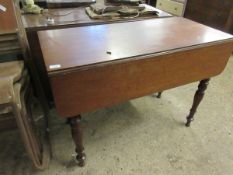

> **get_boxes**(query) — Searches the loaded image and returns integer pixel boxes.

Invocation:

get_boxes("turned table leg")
[68,115,86,167]
[185,78,210,127]
[156,91,163,98]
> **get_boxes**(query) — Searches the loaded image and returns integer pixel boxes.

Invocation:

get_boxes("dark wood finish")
[68,115,86,167]
[0,1,21,57]
[147,0,157,7]
[20,5,172,103]
[184,0,233,34]
[21,6,172,31]
[48,42,232,117]
[12,3,52,169]
[185,78,210,127]
[37,17,233,117]
[0,33,21,56]
[0,0,17,34]
[10,1,51,119]
[0,112,17,131]
[156,92,162,98]
[225,8,233,34]
[16,7,173,166]
[38,17,233,166]
[47,0,95,8]
[26,31,53,102]
[38,17,233,72]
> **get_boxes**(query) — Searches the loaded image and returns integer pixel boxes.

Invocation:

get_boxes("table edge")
[47,38,233,77]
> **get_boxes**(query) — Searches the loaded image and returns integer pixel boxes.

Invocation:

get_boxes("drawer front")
[157,0,184,16]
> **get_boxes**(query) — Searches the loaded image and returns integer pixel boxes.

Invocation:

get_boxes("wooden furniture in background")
[0,33,22,56]
[16,7,172,168]
[184,0,233,34]
[38,17,233,166]
[225,7,233,34]
[20,6,172,104]
[146,0,157,7]
[0,0,17,34]
[0,0,21,57]
[0,0,21,130]
[0,1,51,169]
[156,0,186,16]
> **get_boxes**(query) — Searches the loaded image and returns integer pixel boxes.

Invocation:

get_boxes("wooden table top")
[22,5,172,31]
[38,17,233,74]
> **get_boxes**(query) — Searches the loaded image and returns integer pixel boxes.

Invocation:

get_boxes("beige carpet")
[0,55,233,175]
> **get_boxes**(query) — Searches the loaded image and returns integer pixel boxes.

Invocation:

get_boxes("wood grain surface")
[50,42,233,117]
[0,0,17,34]
[38,17,233,73]
[20,3,173,104]
[37,17,233,117]
[22,6,172,31]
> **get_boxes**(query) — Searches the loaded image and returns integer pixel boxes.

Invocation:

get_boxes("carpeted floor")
[0,56,233,175]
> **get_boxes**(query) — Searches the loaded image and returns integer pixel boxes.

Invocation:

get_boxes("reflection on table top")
[38,17,233,73]
[21,5,172,31]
